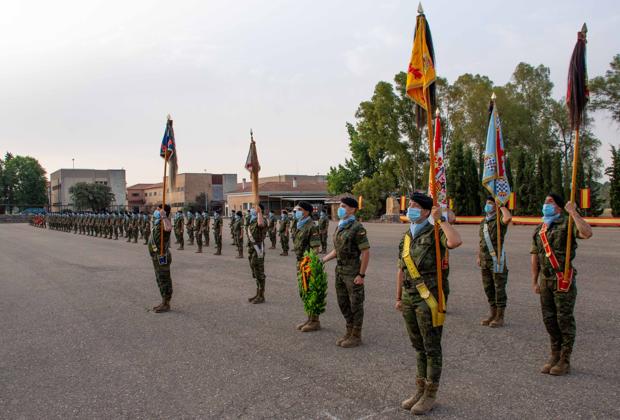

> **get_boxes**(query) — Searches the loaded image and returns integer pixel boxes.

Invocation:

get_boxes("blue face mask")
[295,210,303,220]
[407,207,421,222]
[337,207,347,219]
[484,203,495,214]
[153,210,160,220]
[250,209,257,217]
[542,203,556,217]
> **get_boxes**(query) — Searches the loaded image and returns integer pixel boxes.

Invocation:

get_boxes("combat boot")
[340,326,362,347]
[214,250,222,256]
[301,315,321,332]
[296,317,310,330]
[549,349,571,376]
[480,306,497,326]
[489,307,505,328]
[336,324,353,346]
[236,251,244,259]
[248,288,259,303]
[541,350,561,374]
[155,298,170,313]
[280,251,288,256]
[401,378,426,410]
[177,245,184,250]
[152,299,165,312]
[196,247,202,253]
[252,288,265,304]
[412,381,438,415]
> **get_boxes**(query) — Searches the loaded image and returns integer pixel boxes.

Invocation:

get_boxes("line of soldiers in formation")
[34,211,152,243]
[31,191,593,416]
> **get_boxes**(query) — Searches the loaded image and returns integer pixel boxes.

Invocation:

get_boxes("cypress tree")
[607,146,620,216]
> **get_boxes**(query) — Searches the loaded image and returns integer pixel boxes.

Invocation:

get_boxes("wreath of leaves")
[297,249,328,316]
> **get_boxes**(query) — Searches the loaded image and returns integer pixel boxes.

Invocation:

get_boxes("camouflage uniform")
[333,219,370,329]
[318,212,329,253]
[531,215,578,357]
[247,216,267,297]
[212,213,222,254]
[174,212,184,250]
[399,223,449,385]
[194,212,203,252]
[279,214,290,254]
[293,218,321,262]
[479,215,509,308]
[148,221,173,302]
[267,212,277,249]
[202,212,210,246]
[143,214,151,244]
[233,215,244,257]
[186,211,195,245]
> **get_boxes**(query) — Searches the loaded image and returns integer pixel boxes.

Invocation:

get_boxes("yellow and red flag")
[406,5,436,121]
[580,188,591,209]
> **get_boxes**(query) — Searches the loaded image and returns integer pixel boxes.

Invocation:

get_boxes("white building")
[50,169,127,211]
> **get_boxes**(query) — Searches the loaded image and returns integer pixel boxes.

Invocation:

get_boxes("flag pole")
[425,88,444,313]
[160,115,170,257]
[563,124,579,280]
[492,93,502,273]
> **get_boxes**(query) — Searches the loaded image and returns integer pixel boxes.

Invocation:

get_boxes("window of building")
[131,192,139,197]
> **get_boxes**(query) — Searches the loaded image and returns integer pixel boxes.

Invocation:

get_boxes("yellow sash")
[402,234,445,327]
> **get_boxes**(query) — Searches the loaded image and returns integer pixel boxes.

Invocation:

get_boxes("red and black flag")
[566,24,588,129]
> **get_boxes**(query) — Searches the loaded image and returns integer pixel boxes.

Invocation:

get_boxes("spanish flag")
[406,5,436,115]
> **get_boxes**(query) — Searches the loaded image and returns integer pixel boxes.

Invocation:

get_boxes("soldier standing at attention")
[174,211,184,250]
[478,196,512,327]
[397,192,462,415]
[289,207,298,245]
[246,204,267,304]
[233,211,244,258]
[143,212,151,245]
[322,197,369,347]
[195,210,204,253]
[279,210,290,256]
[186,210,195,246]
[293,201,322,332]
[212,211,223,255]
[531,193,592,376]
[229,214,236,246]
[267,210,277,249]
[148,204,173,313]
[202,210,210,247]
[318,209,329,254]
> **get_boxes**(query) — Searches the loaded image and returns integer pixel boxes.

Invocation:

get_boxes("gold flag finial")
[417,2,424,14]
[167,114,172,121]
[491,92,497,101]
[435,108,440,117]
[581,23,588,34]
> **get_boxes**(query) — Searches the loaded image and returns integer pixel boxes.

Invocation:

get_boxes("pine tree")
[605,146,620,216]
[464,146,481,215]
[514,150,527,216]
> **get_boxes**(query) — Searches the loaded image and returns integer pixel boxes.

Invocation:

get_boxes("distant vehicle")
[20,208,46,215]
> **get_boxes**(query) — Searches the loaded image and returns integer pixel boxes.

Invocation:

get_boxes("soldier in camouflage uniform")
[396,192,462,415]
[267,210,277,249]
[293,201,322,331]
[185,210,195,246]
[322,197,370,347]
[531,193,592,376]
[278,210,290,256]
[194,210,204,253]
[143,212,151,245]
[246,204,267,303]
[318,209,329,254]
[233,211,244,258]
[478,196,512,327]
[289,207,298,244]
[202,210,210,247]
[174,211,185,250]
[212,211,222,255]
[229,214,236,246]
[148,204,173,313]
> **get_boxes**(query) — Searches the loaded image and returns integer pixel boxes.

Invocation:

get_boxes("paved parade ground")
[1,222,619,419]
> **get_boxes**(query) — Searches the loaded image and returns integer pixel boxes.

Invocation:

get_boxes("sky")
[1,0,618,186]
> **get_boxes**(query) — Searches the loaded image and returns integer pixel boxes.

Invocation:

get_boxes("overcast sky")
[1,0,618,186]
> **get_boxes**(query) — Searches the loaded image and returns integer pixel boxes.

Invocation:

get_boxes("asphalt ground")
[1,222,619,419]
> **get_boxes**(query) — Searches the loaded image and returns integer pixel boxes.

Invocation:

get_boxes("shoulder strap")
[538,223,573,292]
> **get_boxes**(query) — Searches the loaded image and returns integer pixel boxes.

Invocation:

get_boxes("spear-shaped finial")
[167,114,172,121]
[578,23,587,40]
[491,92,497,101]
[435,108,440,117]
[418,2,424,14]
[250,129,254,143]
[581,23,587,34]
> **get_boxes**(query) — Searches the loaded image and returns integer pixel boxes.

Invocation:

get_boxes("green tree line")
[328,57,619,218]
[0,152,48,214]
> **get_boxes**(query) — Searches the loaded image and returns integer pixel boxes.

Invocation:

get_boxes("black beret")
[163,204,171,214]
[258,203,265,211]
[411,192,433,210]
[548,192,565,209]
[298,201,313,213]
[282,209,288,214]
[341,197,359,209]
[236,211,242,216]
[486,195,495,202]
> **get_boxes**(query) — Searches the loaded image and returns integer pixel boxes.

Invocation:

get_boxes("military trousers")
[248,245,266,289]
[203,228,210,246]
[150,252,172,300]
[280,233,289,252]
[335,264,364,328]
[481,263,508,308]
[539,276,577,353]
[401,285,445,383]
